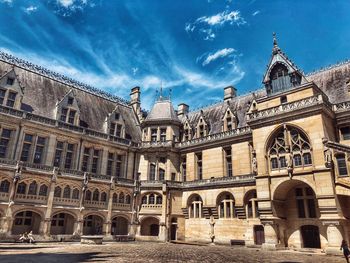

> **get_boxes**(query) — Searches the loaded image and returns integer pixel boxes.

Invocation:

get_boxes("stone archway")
[111,216,129,235]
[83,214,104,235]
[140,217,159,236]
[301,225,321,248]
[12,210,42,235]
[50,212,75,235]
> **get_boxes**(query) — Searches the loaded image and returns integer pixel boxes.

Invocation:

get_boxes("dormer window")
[105,107,125,138]
[227,117,232,130]
[109,123,122,137]
[67,97,74,105]
[115,113,120,120]
[56,91,80,125]
[199,125,204,137]
[6,77,14,86]
[6,91,17,108]
[0,89,5,105]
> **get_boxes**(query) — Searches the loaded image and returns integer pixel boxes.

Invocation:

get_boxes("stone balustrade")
[15,194,47,204]
[85,200,108,209]
[247,94,331,121]
[141,204,163,209]
[112,203,132,210]
[53,197,80,207]
[0,192,9,202]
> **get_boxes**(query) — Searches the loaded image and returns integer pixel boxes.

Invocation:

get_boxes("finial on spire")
[159,81,163,100]
[272,32,280,54]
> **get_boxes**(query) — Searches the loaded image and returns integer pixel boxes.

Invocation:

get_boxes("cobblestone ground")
[0,242,346,263]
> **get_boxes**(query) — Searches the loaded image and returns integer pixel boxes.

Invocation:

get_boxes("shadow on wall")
[0,252,114,262]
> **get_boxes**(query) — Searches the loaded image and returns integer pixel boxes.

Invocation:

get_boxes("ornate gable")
[222,106,237,131]
[0,68,24,109]
[104,105,125,138]
[55,89,80,126]
[263,34,307,95]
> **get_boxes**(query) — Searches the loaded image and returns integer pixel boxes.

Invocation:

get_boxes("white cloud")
[185,10,245,40]
[24,6,38,14]
[252,10,260,16]
[132,67,138,76]
[0,0,12,4]
[202,48,235,66]
[57,0,75,7]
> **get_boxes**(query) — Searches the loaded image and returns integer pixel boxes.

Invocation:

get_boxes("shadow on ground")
[0,252,114,263]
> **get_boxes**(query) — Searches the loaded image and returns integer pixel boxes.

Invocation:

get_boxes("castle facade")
[0,38,350,253]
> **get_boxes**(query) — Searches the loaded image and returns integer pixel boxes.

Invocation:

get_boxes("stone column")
[262,223,278,250]
[159,183,168,241]
[42,169,58,237]
[105,188,114,239]
[325,222,343,255]
[45,134,57,166]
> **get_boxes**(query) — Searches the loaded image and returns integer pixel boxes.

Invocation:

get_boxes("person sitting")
[28,231,35,244]
[341,240,350,263]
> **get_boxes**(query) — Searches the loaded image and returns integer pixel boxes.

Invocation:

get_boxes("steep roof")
[0,54,141,142]
[145,98,180,123]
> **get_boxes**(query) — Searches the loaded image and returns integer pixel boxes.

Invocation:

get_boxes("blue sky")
[0,0,349,110]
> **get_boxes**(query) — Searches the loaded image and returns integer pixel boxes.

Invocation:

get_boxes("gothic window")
[160,128,166,142]
[269,63,291,93]
[107,110,124,138]
[125,194,131,204]
[118,192,125,203]
[101,192,107,202]
[188,195,203,219]
[54,186,62,198]
[33,137,46,164]
[92,189,99,201]
[56,91,80,125]
[217,193,235,219]
[38,185,48,196]
[28,181,37,195]
[20,134,33,162]
[149,194,155,204]
[85,190,91,201]
[53,141,76,169]
[336,154,348,176]
[245,190,259,218]
[142,195,147,204]
[51,213,65,227]
[0,180,10,193]
[72,188,80,199]
[295,187,317,218]
[113,193,118,203]
[14,211,33,226]
[156,195,162,204]
[268,126,312,171]
[151,129,157,142]
[63,186,71,198]
[17,182,26,194]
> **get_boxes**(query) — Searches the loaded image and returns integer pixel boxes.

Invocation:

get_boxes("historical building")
[0,36,350,253]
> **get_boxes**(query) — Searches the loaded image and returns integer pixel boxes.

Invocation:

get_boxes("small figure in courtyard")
[19,232,29,243]
[28,231,35,244]
[341,240,350,263]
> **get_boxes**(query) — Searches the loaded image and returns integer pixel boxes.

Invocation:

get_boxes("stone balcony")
[112,203,132,211]
[85,200,108,209]
[0,192,9,202]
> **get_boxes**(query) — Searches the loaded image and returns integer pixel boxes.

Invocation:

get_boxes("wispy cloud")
[252,10,260,16]
[0,0,12,4]
[185,10,246,40]
[24,5,38,14]
[54,0,94,16]
[201,48,236,66]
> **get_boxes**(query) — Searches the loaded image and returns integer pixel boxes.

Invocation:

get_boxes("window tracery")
[268,126,312,171]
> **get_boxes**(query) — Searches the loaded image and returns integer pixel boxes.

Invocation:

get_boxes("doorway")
[301,225,321,248]
[254,225,265,245]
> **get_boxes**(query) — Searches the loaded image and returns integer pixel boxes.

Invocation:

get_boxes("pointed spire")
[272,32,280,54]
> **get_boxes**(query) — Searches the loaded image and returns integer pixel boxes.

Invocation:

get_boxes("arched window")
[159,168,165,181]
[39,185,48,196]
[142,195,147,204]
[156,195,162,204]
[92,189,99,201]
[28,181,37,195]
[149,164,156,181]
[63,186,71,198]
[268,126,312,171]
[188,195,203,219]
[0,180,10,193]
[54,186,62,198]
[101,192,107,202]
[17,182,26,194]
[85,190,91,201]
[244,190,258,218]
[217,193,235,219]
[72,188,79,199]
[125,194,131,204]
[149,194,155,204]
[113,193,118,203]
[118,193,125,203]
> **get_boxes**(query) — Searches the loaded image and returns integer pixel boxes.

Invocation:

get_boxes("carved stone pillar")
[325,222,343,255]
[261,223,278,250]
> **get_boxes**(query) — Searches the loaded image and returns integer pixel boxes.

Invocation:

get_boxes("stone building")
[0,37,350,253]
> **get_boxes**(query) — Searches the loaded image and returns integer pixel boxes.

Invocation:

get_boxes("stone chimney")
[130,86,141,115]
[224,86,237,102]
[177,103,189,118]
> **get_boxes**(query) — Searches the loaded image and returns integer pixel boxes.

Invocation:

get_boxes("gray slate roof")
[145,99,180,123]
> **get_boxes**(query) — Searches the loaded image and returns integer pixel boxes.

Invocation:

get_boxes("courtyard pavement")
[0,242,346,263]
